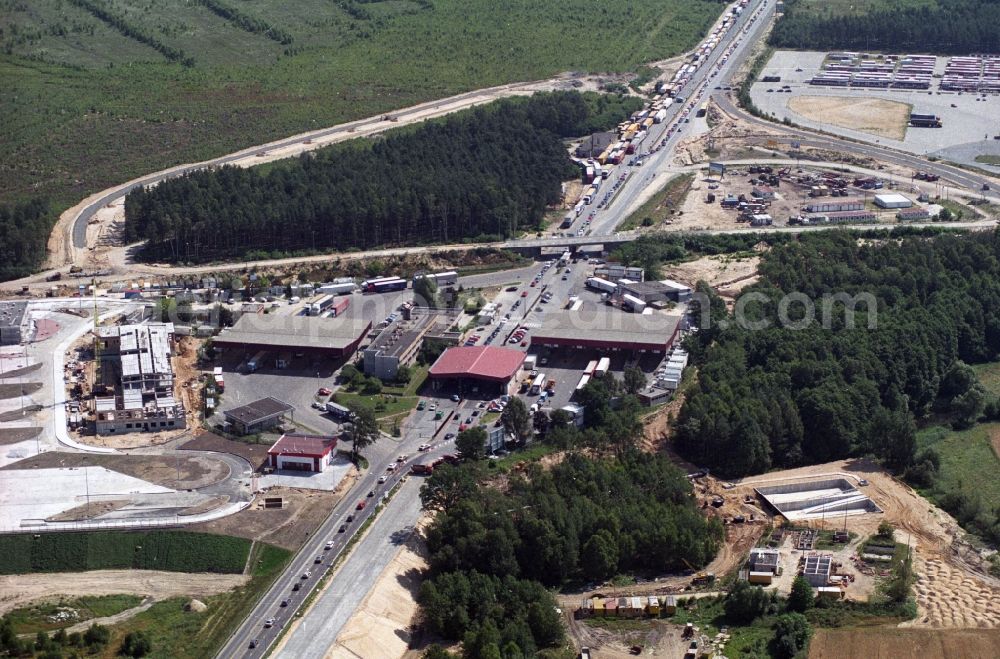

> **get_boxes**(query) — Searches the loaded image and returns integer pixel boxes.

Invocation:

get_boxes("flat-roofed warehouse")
[213,313,372,358]
[428,346,526,395]
[224,396,294,435]
[530,309,683,353]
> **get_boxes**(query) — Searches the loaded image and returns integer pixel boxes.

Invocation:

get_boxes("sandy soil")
[0,570,247,616]
[735,459,1000,629]
[187,480,355,552]
[2,452,231,489]
[323,525,428,659]
[788,96,911,141]
[172,336,204,432]
[810,627,1000,659]
[663,255,761,296]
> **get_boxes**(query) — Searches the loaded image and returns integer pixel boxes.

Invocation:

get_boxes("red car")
[317,387,332,396]
[520,291,528,297]
[356,500,366,511]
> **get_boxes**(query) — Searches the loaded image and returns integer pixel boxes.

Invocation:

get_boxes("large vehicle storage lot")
[750,50,1000,172]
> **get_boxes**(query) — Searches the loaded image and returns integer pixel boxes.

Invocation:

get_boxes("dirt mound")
[810,627,1000,659]
[186,599,208,612]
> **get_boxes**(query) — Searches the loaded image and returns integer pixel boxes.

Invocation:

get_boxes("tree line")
[676,230,1000,478]
[0,199,54,282]
[123,91,642,264]
[771,0,1000,54]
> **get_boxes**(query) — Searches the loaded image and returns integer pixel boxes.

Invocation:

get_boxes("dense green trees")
[0,199,54,282]
[124,92,641,263]
[771,0,1000,54]
[677,231,1000,478]
[418,453,722,654]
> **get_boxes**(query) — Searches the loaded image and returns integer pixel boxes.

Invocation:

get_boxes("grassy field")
[90,542,290,658]
[973,361,1000,397]
[617,173,695,230]
[916,423,1000,514]
[1,0,723,215]
[333,391,419,419]
[5,594,143,635]
[0,531,251,575]
[975,155,1000,166]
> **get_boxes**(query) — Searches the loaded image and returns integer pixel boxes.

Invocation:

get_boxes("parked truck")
[246,351,267,372]
[594,357,611,378]
[586,277,617,294]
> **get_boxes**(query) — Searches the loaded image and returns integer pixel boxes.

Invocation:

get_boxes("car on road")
[339,524,347,533]
[301,571,311,579]
[317,387,332,396]
[506,286,517,291]
[386,462,396,471]
[451,394,460,402]
[378,475,387,483]
[346,513,354,522]
[367,490,375,498]
[292,582,301,591]
[249,639,259,649]
[418,443,431,451]
[264,617,275,628]
[356,500,367,510]
[325,540,334,549]
[444,433,455,440]
[520,291,528,297]
[280,598,290,607]
[397,454,408,462]
[314,556,323,563]
[416,401,425,410]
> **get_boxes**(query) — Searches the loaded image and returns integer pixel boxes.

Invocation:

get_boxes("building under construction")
[92,322,186,434]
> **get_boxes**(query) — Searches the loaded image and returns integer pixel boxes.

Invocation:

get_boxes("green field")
[93,542,290,658]
[916,423,1000,517]
[333,391,419,419]
[0,531,251,575]
[975,155,1000,166]
[1,0,724,215]
[5,594,143,635]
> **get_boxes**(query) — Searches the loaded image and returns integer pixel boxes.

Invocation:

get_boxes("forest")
[676,230,1000,483]
[122,92,641,263]
[417,380,723,657]
[770,0,1000,54]
[0,199,55,282]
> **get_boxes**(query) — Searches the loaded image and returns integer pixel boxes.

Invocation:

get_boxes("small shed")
[647,595,660,616]
[603,597,617,617]
[592,597,605,617]
[663,595,677,615]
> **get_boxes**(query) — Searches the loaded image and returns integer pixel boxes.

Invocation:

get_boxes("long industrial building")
[214,314,371,358]
[530,309,682,353]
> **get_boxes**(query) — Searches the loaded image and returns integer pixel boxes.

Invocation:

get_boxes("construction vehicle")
[692,571,716,586]
[682,623,695,639]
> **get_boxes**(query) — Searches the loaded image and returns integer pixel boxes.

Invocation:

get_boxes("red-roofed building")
[267,433,338,472]
[428,346,525,395]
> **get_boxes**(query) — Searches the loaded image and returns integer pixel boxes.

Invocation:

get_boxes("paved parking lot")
[752,50,1000,173]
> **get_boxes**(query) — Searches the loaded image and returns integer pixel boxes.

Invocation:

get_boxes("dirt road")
[0,570,247,616]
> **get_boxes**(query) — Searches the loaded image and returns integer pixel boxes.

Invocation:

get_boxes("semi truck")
[594,357,611,378]
[246,351,267,372]
[586,277,617,294]
[413,271,459,288]
[530,373,547,395]
[362,276,407,294]
[310,294,336,316]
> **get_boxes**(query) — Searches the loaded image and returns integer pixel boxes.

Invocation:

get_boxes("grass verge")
[616,173,694,231]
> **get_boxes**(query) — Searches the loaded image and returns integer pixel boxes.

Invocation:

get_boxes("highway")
[217,408,465,658]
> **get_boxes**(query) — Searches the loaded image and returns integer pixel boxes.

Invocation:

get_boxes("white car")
[386,463,396,472]
[325,540,334,549]
[264,618,275,628]
[378,475,387,483]
[418,443,431,451]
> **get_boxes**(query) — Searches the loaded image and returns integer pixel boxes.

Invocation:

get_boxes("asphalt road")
[274,477,424,658]
[217,429,459,658]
